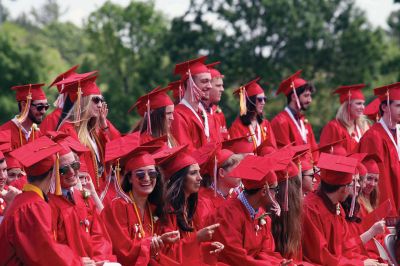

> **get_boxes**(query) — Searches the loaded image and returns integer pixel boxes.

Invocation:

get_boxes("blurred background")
[1,0,400,137]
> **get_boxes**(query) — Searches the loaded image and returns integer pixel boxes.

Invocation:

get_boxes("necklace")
[129,191,153,238]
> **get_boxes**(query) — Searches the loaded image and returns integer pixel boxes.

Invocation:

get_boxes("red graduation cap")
[141,135,168,148]
[154,145,197,181]
[12,83,47,102]
[0,151,3,160]
[49,65,79,91]
[9,136,62,176]
[174,56,209,80]
[362,154,382,174]
[374,82,400,102]
[58,75,101,102]
[127,86,173,116]
[333,84,366,104]
[348,152,368,176]
[364,98,381,121]
[228,155,286,189]
[300,152,313,171]
[168,80,184,103]
[45,131,88,156]
[216,149,234,168]
[317,153,358,185]
[105,132,141,163]
[276,70,307,96]
[233,77,264,98]
[123,146,160,171]
[222,135,255,154]
[5,154,22,169]
[207,62,224,79]
[314,138,347,155]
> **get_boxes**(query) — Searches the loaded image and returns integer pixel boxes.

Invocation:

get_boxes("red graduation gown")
[212,106,229,140]
[302,191,367,265]
[194,187,226,229]
[0,184,82,265]
[320,119,359,154]
[58,122,118,203]
[101,197,159,266]
[40,107,63,134]
[170,104,209,151]
[49,188,116,262]
[271,110,318,161]
[207,109,224,144]
[0,120,42,150]
[212,198,285,265]
[358,123,400,213]
[229,117,277,150]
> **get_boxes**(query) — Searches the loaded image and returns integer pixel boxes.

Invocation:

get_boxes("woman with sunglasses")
[57,75,120,203]
[155,145,224,265]
[48,138,116,264]
[300,154,316,196]
[229,78,277,152]
[129,86,177,147]
[102,146,180,265]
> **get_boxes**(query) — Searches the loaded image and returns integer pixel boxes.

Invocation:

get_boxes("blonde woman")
[57,75,120,203]
[320,84,369,153]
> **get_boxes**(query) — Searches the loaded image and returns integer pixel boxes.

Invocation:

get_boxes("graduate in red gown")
[0,136,85,265]
[128,86,177,147]
[302,152,377,265]
[320,84,370,154]
[229,78,277,152]
[212,155,293,265]
[102,141,182,266]
[194,148,243,229]
[0,83,49,149]
[56,74,120,203]
[358,82,400,213]
[170,56,213,151]
[155,145,225,265]
[48,134,116,263]
[271,70,319,162]
[201,62,228,142]
[40,65,80,134]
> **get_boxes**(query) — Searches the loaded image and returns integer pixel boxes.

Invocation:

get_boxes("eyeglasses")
[59,161,80,176]
[256,96,267,103]
[31,103,50,112]
[134,170,158,180]
[91,96,105,104]
[303,174,317,181]
[269,186,279,194]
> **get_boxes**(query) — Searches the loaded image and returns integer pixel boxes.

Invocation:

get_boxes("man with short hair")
[302,153,379,265]
[0,137,85,265]
[271,71,319,161]
[0,83,49,149]
[170,56,213,151]
[358,82,400,212]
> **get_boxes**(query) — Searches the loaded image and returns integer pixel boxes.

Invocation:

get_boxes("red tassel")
[146,98,152,135]
[283,172,289,212]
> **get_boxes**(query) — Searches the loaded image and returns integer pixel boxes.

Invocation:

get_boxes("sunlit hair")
[59,95,100,149]
[271,176,303,259]
[336,100,369,134]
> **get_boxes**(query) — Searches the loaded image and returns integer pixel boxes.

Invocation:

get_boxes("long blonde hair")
[336,100,369,134]
[59,95,100,149]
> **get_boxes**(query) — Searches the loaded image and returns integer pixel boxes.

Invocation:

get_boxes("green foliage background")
[1,0,399,138]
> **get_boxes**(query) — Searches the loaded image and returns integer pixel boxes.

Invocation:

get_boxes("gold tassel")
[239,86,247,116]
[75,81,82,127]
[116,159,121,185]
[55,153,62,196]
[17,84,32,123]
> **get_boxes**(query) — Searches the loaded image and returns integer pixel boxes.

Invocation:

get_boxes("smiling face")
[183,163,202,196]
[193,73,212,101]
[349,99,365,119]
[59,152,79,189]
[209,78,224,104]
[28,99,49,124]
[255,93,266,115]
[362,173,379,196]
[129,165,157,198]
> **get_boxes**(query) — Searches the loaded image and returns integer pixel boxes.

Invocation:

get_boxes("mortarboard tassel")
[17,84,32,124]
[75,81,83,127]
[291,81,301,111]
[283,171,289,212]
[347,90,352,123]
[298,161,302,191]
[113,162,131,203]
[146,98,152,135]
[386,89,392,127]
[239,86,247,116]
[55,153,62,196]
[349,177,356,217]
[178,84,183,102]
[187,69,202,102]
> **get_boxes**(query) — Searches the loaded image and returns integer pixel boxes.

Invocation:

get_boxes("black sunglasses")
[59,161,80,176]
[91,96,105,104]
[31,103,50,111]
[134,170,158,180]
[256,96,267,103]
